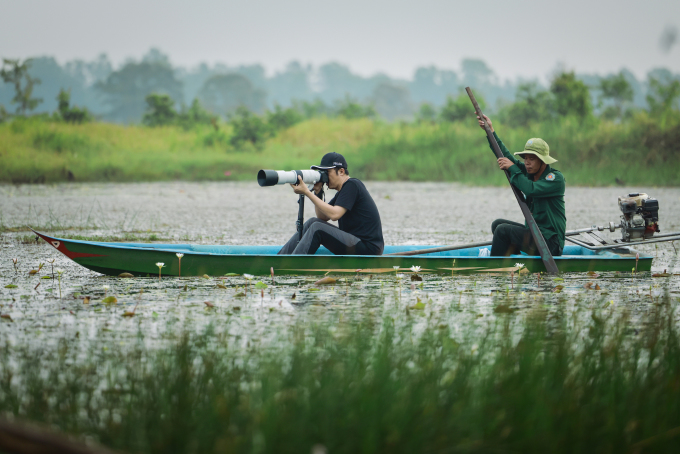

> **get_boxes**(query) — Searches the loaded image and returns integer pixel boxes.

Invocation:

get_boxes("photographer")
[477,114,566,257]
[278,152,384,255]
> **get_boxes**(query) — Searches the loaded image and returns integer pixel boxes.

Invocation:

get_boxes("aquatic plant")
[56,269,63,299]
[176,253,184,277]
[2,297,680,454]
[47,259,55,279]
[156,262,165,281]
[244,273,254,293]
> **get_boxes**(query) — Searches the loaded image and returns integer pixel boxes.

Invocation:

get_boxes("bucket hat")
[514,138,557,164]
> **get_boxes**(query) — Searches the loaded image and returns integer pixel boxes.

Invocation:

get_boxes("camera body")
[258,169,329,187]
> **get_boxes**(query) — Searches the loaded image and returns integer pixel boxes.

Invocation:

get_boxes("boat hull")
[32,230,652,276]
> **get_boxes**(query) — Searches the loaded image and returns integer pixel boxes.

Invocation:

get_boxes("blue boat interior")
[69,239,635,259]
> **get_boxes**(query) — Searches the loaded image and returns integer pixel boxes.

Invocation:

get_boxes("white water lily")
[515,263,525,270]
[410,266,421,273]
[243,274,254,280]
[56,268,64,274]
[103,285,109,291]
[393,266,400,270]
[176,253,184,259]
[156,262,165,281]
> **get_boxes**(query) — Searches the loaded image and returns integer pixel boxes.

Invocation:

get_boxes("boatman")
[477,114,566,257]
[278,152,384,255]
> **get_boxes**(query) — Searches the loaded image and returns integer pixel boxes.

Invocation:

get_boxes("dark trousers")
[278,217,369,255]
[491,219,562,257]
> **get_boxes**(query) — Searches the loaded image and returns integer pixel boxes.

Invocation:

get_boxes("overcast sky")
[1,0,678,81]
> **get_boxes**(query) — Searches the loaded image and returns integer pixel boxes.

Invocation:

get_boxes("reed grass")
[1,113,678,185]
[1,294,679,453]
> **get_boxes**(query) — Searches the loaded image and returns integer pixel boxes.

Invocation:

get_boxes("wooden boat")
[33,230,652,276]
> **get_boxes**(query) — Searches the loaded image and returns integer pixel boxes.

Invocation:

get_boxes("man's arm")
[506,168,565,197]
[492,133,524,171]
[477,114,525,172]
[291,177,347,221]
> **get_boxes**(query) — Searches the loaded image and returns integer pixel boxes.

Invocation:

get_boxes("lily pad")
[4,284,17,289]
[102,296,118,304]
[224,273,239,276]
[118,272,134,278]
[314,277,336,286]
[255,281,268,289]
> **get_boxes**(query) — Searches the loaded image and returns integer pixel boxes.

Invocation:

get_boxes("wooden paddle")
[384,240,492,256]
[466,87,559,274]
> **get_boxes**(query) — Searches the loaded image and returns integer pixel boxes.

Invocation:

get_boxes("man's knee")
[491,219,506,234]
[303,217,321,228]
[308,221,332,237]
[493,223,514,239]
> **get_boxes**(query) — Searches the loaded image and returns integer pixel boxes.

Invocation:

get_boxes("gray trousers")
[278,217,365,255]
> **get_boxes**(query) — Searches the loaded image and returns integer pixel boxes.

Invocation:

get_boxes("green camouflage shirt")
[489,132,567,251]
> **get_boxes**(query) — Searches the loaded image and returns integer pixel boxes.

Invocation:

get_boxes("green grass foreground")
[1,113,679,185]
[1,298,680,453]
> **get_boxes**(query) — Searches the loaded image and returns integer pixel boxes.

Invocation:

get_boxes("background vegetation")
[1,53,679,186]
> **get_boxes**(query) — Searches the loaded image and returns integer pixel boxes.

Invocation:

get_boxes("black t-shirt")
[328,178,384,255]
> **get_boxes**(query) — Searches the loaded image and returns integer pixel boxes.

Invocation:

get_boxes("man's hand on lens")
[290,176,310,195]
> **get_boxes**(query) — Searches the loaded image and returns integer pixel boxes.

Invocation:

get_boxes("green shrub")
[266,104,303,132]
[142,93,178,127]
[335,96,376,119]
[32,128,90,153]
[56,89,92,124]
[228,106,270,150]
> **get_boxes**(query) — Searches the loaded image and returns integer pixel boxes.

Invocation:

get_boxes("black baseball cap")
[311,152,348,171]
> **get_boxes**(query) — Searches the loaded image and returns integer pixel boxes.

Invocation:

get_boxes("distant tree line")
[2,48,680,125]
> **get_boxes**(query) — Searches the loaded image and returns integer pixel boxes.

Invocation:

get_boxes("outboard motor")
[617,193,660,242]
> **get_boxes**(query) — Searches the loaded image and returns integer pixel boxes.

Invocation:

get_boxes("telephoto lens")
[257,169,326,187]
